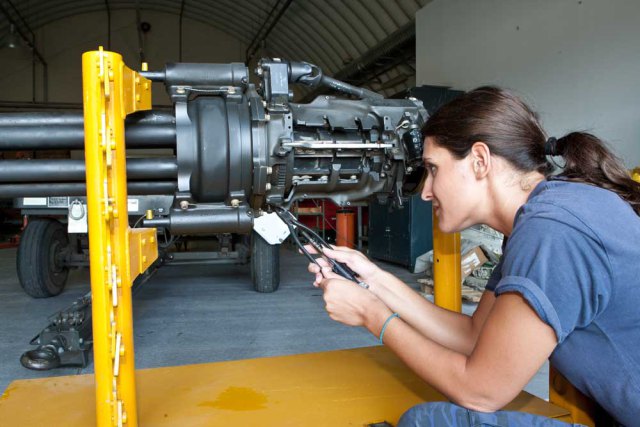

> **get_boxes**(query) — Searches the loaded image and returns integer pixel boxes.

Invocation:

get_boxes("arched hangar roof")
[1,0,430,97]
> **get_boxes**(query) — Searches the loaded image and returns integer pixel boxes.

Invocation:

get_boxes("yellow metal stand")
[82,47,157,427]
[432,211,462,312]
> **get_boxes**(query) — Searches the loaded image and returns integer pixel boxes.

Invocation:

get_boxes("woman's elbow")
[451,390,517,413]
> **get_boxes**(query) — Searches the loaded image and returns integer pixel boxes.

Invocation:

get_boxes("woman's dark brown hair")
[422,86,640,215]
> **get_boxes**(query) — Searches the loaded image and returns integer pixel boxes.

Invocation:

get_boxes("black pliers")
[274,207,369,289]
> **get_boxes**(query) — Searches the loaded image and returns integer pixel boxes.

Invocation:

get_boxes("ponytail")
[554,132,640,215]
[423,86,640,215]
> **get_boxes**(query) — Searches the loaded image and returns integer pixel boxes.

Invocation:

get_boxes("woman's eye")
[429,165,437,176]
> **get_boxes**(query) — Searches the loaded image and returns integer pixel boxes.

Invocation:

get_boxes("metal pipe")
[0,125,175,150]
[320,75,383,100]
[300,21,415,102]
[0,181,177,198]
[141,63,248,87]
[143,205,252,234]
[0,158,177,182]
[138,71,166,82]
[0,111,176,150]
[0,111,84,126]
[0,101,173,110]
[163,63,248,87]
[0,110,173,126]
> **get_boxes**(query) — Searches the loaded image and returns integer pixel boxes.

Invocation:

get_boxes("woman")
[307,87,640,426]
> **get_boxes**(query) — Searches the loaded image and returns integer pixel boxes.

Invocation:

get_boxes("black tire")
[250,230,280,293]
[17,218,70,298]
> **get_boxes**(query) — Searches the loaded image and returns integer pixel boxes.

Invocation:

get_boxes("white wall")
[0,10,246,106]
[416,0,640,166]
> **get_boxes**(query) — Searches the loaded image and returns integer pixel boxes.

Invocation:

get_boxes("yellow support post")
[432,211,461,312]
[82,47,157,427]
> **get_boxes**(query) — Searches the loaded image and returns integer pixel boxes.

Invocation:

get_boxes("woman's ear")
[470,141,491,179]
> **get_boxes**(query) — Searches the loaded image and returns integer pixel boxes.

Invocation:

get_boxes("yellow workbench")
[0,346,570,426]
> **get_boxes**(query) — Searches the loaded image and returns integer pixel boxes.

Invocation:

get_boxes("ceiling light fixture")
[6,23,20,49]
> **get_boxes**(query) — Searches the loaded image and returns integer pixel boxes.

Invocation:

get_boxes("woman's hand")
[302,245,391,329]
[317,276,391,327]
[304,245,383,286]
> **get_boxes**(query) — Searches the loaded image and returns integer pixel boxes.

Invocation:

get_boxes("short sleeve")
[485,258,502,292]
[494,206,612,343]
[485,237,508,292]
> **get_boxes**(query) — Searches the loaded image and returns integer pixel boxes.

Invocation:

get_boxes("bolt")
[228,87,236,94]
[176,87,185,94]
[266,166,273,175]
[255,67,263,76]
[265,183,272,191]
[381,172,387,178]
[179,200,189,210]
[158,207,164,213]
[407,167,413,173]
[350,175,357,180]
[230,199,240,207]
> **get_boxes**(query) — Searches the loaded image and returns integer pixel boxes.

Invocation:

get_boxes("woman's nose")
[421,177,433,201]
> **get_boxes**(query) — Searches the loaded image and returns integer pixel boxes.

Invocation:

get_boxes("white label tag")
[128,198,139,213]
[23,197,47,206]
[253,212,290,245]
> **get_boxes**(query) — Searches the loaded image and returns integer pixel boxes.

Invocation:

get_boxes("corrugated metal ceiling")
[1,0,430,97]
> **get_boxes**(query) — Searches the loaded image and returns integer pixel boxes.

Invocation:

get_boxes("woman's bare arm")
[367,291,556,411]
[370,270,496,355]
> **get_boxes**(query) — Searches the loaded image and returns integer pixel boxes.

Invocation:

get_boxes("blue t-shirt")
[486,179,640,426]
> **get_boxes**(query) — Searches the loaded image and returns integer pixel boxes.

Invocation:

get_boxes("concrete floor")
[0,245,548,399]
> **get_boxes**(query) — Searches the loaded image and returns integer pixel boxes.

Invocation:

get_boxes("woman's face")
[420,136,482,233]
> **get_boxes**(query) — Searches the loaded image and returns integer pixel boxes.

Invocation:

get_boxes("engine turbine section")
[141,59,427,235]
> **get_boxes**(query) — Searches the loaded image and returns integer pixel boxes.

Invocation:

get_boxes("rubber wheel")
[250,230,280,293]
[17,218,70,298]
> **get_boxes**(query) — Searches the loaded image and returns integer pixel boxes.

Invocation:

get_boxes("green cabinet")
[368,195,432,271]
